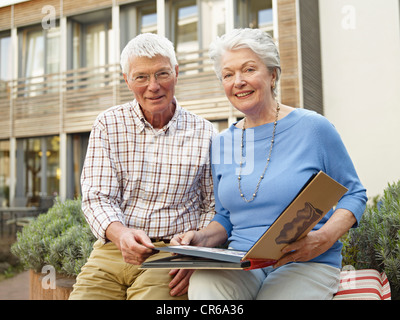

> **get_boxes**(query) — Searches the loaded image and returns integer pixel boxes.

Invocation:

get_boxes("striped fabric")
[333,269,391,300]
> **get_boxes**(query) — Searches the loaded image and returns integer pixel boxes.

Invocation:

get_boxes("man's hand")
[106,222,155,265]
[168,269,195,297]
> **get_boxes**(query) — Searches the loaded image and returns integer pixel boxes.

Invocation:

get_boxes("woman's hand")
[273,230,332,267]
[168,222,228,296]
[171,230,205,246]
[274,208,356,268]
[170,221,228,248]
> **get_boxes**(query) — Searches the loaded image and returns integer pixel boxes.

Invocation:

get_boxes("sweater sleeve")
[313,115,367,226]
[209,136,234,236]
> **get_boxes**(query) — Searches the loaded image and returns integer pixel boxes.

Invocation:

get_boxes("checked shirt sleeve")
[197,127,218,229]
[81,117,125,243]
[198,156,216,229]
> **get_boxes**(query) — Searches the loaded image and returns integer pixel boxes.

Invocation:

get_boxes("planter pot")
[29,269,76,300]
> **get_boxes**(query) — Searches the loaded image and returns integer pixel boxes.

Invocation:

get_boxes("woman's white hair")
[209,28,281,97]
[120,33,178,75]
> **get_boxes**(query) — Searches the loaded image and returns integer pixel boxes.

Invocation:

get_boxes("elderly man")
[69,33,216,300]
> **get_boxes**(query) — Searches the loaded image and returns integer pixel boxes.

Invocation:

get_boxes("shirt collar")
[130,98,182,135]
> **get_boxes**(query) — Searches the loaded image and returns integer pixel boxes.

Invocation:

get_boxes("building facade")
[1,0,399,207]
[1,0,313,207]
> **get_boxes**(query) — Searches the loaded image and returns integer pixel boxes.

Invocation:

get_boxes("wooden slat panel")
[0,82,11,139]
[64,110,107,133]
[11,71,60,137]
[0,121,10,139]
[174,50,235,119]
[277,0,301,108]
[299,0,323,113]
[180,97,234,121]
[13,90,60,137]
[117,82,133,105]
[63,65,116,133]
[0,6,11,31]
[62,0,112,17]
[13,0,60,28]
[14,116,59,137]
[10,0,113,28]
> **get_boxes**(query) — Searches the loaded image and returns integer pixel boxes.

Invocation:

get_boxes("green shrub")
[11,198,95,276]
[342,180,400,299]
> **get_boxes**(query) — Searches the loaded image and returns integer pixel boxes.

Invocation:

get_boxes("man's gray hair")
[209,28,281,97]
[120,33,178,75]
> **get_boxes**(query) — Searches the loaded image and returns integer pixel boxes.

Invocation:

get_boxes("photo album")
[141,171,348,270]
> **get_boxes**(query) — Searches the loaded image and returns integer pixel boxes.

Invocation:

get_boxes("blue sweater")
[211,108,367,268]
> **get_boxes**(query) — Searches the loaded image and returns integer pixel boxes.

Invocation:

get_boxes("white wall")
[319,0,400,199]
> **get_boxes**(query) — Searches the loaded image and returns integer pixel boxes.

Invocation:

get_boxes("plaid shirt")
[81,99,217,243]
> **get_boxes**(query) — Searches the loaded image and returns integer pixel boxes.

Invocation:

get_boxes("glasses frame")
[127,69,174,87]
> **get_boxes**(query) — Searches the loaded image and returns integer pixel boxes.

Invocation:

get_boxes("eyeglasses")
[128,70,174,87]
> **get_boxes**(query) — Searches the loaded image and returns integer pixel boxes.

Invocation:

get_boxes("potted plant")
[342,180,400,300]
[11,198,95,299]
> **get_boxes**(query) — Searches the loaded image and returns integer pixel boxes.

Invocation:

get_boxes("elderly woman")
[172,28,367,300]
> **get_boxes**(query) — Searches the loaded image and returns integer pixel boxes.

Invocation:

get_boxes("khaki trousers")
[69,240,186,300]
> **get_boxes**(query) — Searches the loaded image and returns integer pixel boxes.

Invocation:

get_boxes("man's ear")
[123,73,129,86]
[123,73,134,92]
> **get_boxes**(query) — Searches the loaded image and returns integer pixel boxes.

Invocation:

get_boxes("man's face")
[124,55,179,125]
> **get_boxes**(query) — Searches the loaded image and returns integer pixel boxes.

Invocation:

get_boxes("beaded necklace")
[238,103,280,203]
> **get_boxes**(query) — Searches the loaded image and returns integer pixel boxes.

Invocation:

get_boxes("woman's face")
[220,48,275,116]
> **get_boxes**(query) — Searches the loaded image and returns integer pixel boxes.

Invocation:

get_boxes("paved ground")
[0,271,29,300]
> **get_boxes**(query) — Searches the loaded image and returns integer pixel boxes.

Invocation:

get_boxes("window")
[66,132,89,199]
[19,24,60,78]
[236,0,274,36]
[85,22,109,69]
[18,24,60,96]
[0,33,11,106]
[68,9,112,70]
[20,27,44,79]
[0,33,11,82]
[171,0,199,53]
[140,3,157,34]
[120,1,157,50]
[15,136,59,207]
[199,0,226,44]
[68,9,112,90]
